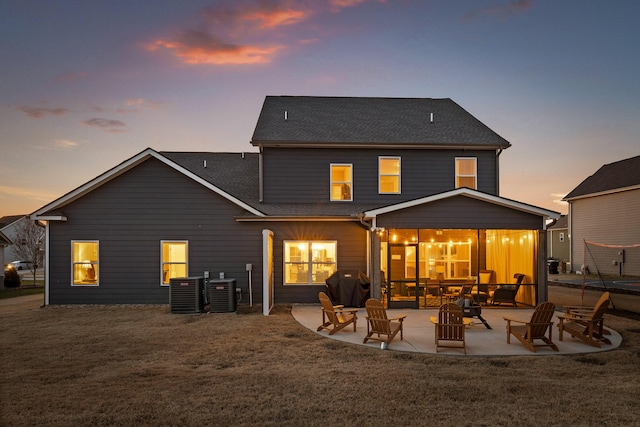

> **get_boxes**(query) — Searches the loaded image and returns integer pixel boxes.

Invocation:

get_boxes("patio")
[292,304,622,356]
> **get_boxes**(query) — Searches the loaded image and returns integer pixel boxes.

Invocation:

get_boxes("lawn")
[1,299,639,426]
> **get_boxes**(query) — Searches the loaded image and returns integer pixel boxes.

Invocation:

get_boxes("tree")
[12,218,45,285]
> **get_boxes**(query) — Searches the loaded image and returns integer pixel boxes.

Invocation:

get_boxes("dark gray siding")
[375,196,544,230]
[47,158,265,305]
[262,147,497,204]
[266,221,368,304]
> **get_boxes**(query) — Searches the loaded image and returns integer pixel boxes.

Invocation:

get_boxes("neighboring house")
[0,215,27,264]
[32,96,559,308]
[547,215,569,271]
[0,230,13,286]
[563,155,640,276]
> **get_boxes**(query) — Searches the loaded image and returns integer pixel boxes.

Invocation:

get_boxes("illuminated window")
[72,241,99,285]
[379,157,400,194]
[284,241,337,285]
[330,164,352,201]
[455,157,477,189]
[161,241,188,285]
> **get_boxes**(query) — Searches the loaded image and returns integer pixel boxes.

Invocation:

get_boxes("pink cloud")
[82,118,127,133]
[462,0,534,21]
[147,29,282,65]
[147,0,388,66]
[19,106,71,118]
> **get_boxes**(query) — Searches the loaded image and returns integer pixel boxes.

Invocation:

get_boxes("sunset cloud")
[19,106,71,118]
[462,0,534,21]
[148,29,282,65]
[146,0,386,66]
[124,98,163,108]
[83,118,127,133]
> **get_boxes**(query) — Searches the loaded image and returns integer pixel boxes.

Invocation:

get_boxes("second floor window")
[330,164,352,201]
[455,157,477,189]
[379,157,400,194]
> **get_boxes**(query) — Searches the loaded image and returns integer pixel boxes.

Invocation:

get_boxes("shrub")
[4,268,21,288]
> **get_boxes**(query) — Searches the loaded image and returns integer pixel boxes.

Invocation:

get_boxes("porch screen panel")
[486,230,536,305]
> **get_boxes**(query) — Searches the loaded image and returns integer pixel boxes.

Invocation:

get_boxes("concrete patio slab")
[292,304,622,356]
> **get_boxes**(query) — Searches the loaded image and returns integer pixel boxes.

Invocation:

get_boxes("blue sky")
[1,0,638,217]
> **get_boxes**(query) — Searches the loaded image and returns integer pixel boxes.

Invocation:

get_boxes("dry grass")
[1,300,640,427]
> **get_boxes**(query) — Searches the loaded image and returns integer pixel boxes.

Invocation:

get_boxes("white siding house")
[564,156,640,276]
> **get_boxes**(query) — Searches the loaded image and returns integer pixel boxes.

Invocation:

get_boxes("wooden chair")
[434,303,466,354]
[363,298,407,349]
[317,292,358,335]
[492,273,525,306]
[475,269,495,304]
[503,302,559,352]
[558,292,611,348]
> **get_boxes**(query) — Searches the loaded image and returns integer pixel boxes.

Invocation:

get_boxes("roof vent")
[430,112,434,123]
[284,110,288,121]
[203,160,207,168]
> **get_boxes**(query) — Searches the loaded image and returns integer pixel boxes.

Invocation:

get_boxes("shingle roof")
[0,215,25,229]
[251,96,511,148]
[564,155,640,200]
[160,152,260,202]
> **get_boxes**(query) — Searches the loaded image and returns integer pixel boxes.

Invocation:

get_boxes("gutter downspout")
[496,148,503,195]
[258,145,264,203]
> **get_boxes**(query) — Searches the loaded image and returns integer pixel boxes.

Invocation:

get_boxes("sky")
[1,0,638,218]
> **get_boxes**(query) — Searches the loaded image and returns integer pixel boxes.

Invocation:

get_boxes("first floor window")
[455,157,477,189]
[330,164,352,201]
[284,241,337,285]
[72,241,99,285]
[161,241,188,285]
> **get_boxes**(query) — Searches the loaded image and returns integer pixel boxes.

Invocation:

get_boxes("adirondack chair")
[557,292,611,348]
[317,292,358,335]
[492,273,525,306]
[503,301,559,352]
[363,298,407,349]
[434,303,466,354]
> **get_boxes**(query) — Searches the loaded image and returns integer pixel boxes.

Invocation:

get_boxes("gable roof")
[0,215,26,230]
[363,188,560,223]
[31,148,265,220]
[251,96,512,149]
[0,230,12,246]
[564,155,640,201]
[547,214,568,230]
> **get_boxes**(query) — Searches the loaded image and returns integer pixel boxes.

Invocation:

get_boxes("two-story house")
[32,96,559,309]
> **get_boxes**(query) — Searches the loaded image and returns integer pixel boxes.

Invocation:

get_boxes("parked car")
[8,260,33,270]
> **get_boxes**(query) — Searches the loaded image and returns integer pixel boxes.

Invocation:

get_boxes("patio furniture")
[492,273,525,306]
[558,292,611,348]
[317,292,358,335]
[504,301,558,352]
[363,298,407,349]
[457,295,491,329]
[434,303,466,354]
[474,269,495,304]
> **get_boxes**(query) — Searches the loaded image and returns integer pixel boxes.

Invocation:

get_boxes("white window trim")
[330,163,353,201]
[283,240,338,285]
[455,157,477,190]
[160,240,188,286]
[71,240,99,286]
[378,156,401,194]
